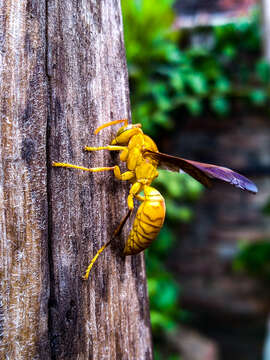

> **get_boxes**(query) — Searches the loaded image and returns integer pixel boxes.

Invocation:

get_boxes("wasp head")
[111,124,142,145]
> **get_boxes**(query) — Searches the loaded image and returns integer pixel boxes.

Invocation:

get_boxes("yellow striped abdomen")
[124,186,166,255]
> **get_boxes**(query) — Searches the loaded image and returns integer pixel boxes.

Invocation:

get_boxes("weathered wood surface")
[0,1,49,358]
[262,0,270,61]
[0,1,153,359]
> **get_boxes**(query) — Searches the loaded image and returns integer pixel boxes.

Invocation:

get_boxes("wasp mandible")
[52,119,258,279]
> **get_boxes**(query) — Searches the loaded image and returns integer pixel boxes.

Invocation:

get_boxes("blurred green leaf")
[152,226,175,254]
[234,241,270,279]
[156,281,179,310]
[256,59,270,84]
[185,73,208,95]
[185,98,203,116]
[166,199,193,223]
[150,310,177,332]
[222,45,236,58]
[210,96,230,115]
[214,77,231,93]
[168,355,181,360]
[183,176,204,200]
[263,199,270,215]
[249,89,267,106]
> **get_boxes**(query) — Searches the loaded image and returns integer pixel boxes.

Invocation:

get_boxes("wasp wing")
[144,150,258,194]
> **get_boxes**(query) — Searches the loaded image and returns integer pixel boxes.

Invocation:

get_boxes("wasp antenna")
[94,119,128,135]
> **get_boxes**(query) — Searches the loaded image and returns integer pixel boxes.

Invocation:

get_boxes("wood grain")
[0,0,49,358]
[0,1,153,359]
[262,0,270,61]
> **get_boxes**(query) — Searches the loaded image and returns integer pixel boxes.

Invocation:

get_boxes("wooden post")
[0,1,50,358]
[0,1,153,359]
[261,0,270,61]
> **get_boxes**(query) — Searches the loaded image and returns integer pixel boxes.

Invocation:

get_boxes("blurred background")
[121,1,270,359]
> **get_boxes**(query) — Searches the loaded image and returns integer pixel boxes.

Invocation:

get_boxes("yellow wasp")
[52,119,257,279]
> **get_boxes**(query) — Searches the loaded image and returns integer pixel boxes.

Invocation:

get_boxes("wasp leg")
[119,148,129,162]
[113,209,132,237]
[85,145,129,163]
[113,166,134,181]
[84,145,126,151]
[82,240,112,280]
[128,182,143,210]
[52,162,135,181]
[82,209,132,280]
[135,194,145,202]
[52,162,115,173]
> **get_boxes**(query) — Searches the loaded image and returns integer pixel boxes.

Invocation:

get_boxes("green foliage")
[122,1,268,358]
[122,3,205,357]
[154,170,202,223]
[154,347,181,360]
[122,3,270,136]
[145,171,203,347]
[234,241,270,279]
[121,0,177,67]
[122,0,179,135]
[146,224,180,331]
[234,198,270,280]
[155,170,203,201]
[262,198,270,215]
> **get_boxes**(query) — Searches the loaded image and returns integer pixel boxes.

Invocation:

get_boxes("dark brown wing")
[144,150,258,194]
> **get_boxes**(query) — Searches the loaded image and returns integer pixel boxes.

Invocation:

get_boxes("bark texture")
[0,1,49,358]
[0,1,153,359]
[262,0,270,61]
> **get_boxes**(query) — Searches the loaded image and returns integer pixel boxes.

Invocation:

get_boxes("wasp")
[52,119,258,279]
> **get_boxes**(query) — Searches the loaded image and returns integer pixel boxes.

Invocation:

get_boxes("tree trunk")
[0,1,153,359]
[261,0,270,61]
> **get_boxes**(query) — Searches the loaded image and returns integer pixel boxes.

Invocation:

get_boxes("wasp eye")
[116,124,134,137]
[116,126,126,136]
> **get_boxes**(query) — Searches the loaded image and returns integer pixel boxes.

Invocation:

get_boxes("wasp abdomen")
[124,186,166,255]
